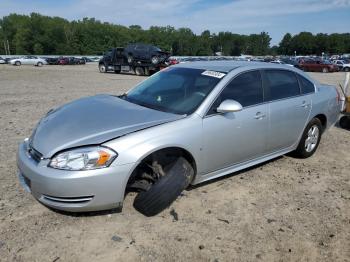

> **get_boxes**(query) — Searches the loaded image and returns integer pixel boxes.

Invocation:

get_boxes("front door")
[202,70,268,174]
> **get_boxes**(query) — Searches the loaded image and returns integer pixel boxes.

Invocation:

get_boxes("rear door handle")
[254,112,266,119]
[301,101,310,108]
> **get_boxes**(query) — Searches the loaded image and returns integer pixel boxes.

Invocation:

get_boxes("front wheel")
[293,118,322,158]
[15,61,21,66]
[37,62,43,67]
[322,67,329,73]
[99,64,106,73]
[127,55,133,64]
[133,157,194,216]
[344,67,350,72]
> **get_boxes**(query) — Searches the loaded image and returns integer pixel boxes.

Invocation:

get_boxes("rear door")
[263,69,311,153]
[202,70,269,173]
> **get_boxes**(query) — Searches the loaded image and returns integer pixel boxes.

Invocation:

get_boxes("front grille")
[28,146,43,163]
[42,195,94,204]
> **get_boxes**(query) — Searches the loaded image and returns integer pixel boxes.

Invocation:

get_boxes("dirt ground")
[0,64,349,262]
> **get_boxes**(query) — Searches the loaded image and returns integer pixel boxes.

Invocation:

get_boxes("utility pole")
[6,39,10,55]
[3,41,7,55]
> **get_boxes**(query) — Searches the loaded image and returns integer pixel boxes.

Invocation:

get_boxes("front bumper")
[17,141,134,212]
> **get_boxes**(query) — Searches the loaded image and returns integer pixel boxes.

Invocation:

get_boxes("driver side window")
[207,70,263,115]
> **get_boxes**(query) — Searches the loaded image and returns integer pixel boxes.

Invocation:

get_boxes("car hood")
[30,94,184,158]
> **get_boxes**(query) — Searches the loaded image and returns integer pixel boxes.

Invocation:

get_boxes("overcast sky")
[1,0,350,45]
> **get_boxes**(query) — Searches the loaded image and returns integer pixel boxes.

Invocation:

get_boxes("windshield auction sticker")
[201,70,226,79]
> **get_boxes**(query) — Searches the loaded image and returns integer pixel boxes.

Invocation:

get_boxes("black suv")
[124,43,170,65]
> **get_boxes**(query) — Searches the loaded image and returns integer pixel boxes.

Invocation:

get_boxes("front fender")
[103,114,204,174]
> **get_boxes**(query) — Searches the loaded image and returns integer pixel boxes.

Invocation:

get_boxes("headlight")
[49,146,117,171]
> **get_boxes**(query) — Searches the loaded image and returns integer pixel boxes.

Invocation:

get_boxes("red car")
[58,57,69,65]
[298,60,339,73]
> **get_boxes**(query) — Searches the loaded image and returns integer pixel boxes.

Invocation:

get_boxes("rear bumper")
[17,140,134,212]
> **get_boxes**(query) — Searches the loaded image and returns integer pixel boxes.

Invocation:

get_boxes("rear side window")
[264,70,300,101]
[297,75,315,94]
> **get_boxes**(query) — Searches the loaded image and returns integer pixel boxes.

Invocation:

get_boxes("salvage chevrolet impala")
[17,61,341,216]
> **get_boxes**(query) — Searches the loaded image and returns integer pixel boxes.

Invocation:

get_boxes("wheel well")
[314,114,327,131]
[127,147,197,187]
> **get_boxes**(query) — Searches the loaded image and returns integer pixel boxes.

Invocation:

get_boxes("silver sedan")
[17,61,341,216]
[10,56,47,66]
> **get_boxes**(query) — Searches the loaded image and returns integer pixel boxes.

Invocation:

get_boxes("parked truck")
[98,44,170,76]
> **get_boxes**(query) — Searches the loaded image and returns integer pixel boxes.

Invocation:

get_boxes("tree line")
[0,13,349,56]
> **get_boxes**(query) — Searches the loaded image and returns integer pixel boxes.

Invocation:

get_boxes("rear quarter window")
[264,70,300,101]
[297,75,315,94]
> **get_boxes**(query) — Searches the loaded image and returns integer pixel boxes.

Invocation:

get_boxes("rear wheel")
[293,118,322,158]
[37,62,43,67]
[344,67,350,72]
[133,157,194,216]
[15,61,21,66]
[99,64,106,73]
[322,67,329,73]
[339,116,350,129]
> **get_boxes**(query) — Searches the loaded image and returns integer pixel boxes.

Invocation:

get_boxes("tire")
[339,116,350,129]
[322,67,329,73]
[99,64,106,73]
[151,56,160,65]
[135,67,145,76]
[127,55,133,64]
[133,157,194,217]
[37,62,43,67]
[15,61,21,66]
[293,118,322,158]
[344,67,350,72]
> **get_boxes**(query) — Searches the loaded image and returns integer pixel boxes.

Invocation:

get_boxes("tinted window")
[265,70,300,101]
[297,75,315,94]
[208,71,263,115]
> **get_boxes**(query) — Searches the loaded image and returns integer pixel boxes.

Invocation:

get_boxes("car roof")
[173,60,299,73]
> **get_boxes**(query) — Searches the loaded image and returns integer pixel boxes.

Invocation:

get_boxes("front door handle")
[254,112,266,119]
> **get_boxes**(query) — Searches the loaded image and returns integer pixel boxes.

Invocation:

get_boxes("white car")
[10,56,47,66]
[0,57,5,64]
[333,60,350,72]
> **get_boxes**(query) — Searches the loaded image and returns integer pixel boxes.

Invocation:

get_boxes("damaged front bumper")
[17,140,134,212]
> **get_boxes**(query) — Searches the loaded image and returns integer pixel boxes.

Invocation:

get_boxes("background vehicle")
[298,59,339,73]
[333,60,350,72]
[58,57,69,65]
[10,56,47,66]
[99,45,170,76]
[44,57,59,65]
[124,43,170,65]
[0,57,5,64]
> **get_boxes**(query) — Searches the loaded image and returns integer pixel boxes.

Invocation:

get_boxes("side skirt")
[192,146,296,185]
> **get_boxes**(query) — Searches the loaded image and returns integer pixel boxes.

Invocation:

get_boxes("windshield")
[122,67,225,115]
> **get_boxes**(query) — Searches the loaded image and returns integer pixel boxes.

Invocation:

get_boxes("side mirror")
[216,99,243,113]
